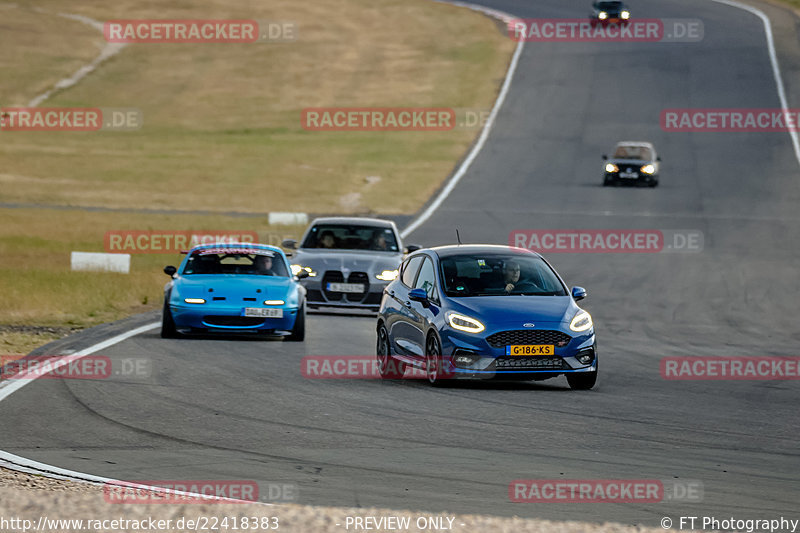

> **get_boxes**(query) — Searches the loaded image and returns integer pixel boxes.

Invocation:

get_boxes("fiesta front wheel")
[566,366,597,390]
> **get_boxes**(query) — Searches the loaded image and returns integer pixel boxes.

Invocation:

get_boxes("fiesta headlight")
[184,298,206,304]
[375,269,399,281]
[569,310,593,332]
[291,264,316,277]
[263,300,285,305]
[447,312,485,334]
[598,11,608,19]
[620,10,630,19]
[641,164,655,174]
[605,163,619,173]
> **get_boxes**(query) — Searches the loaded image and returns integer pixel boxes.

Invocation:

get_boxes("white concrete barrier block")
[71,252,130,273]
[268,212,308,225]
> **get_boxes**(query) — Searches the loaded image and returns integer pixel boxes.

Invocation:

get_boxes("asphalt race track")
[3,0,800,527]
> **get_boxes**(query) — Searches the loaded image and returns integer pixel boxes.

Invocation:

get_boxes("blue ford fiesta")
[376,245,597,389]
[161,243,308,340]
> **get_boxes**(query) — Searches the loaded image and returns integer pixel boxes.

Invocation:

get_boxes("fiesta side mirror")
[295,269,309,280]
[164,265,177,277]
[281,239,297,249]
[408,288,429,304]
[405,244,422,253]
[571,286,587,301]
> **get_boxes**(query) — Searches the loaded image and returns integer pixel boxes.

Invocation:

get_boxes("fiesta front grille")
[203,316,264,327]
[493,357,568,371]
[486,330,572,348]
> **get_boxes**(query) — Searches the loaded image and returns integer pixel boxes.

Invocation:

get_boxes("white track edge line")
[0,320,273,504]
[401,2,524,239]
[707,0,800,167]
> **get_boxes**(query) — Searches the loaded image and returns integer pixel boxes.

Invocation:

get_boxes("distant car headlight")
[263,300,285,305]
[621,10,630,19]
[291,264,316,277]
[569,310,593,332]
[598,11,608,19]
[375,269,399,281]
[641,164,656,174]
[184,298,206,304]
[447,312,486,334]
[605,163,619,173]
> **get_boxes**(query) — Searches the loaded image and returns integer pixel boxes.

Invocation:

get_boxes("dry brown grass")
[0,0,514,214]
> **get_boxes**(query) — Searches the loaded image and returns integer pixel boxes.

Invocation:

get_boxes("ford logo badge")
[523,323,535,328]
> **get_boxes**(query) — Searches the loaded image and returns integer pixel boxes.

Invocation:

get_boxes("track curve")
[3,0,800,527]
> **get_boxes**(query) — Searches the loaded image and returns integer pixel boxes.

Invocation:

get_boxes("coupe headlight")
[184,298,206,304]
[375,269,399,281]
[263,300,285,305]
[605,163,619,173]
[569,310,593,332]
[290,264,316,277]
[447,312,485,334]
[598,11,608,19]
[621,10,630,19]
[641,164,655,174]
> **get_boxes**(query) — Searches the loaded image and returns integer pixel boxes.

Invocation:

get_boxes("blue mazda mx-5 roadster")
[376,245,597,389]
[161,242,308,340]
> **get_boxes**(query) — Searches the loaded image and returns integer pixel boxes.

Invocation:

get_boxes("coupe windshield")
[183,249,289,277]
[301,224,399,252]
[596,1,623,10]
[613,145,653,160]
[440,254,567,297]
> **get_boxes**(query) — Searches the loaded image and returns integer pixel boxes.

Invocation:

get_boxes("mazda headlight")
[375,269,399,281]
[291,264,316,277]
[621,10,630,19]
[184,298,206,304]
[263,300,285,305]
[598,11,608,19]
[447,312,485,333]
[605,163,619,173]
[641,164,655,174]
[569,310,593,332]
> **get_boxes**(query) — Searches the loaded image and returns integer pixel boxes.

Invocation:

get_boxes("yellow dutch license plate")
[506,345,554,356]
